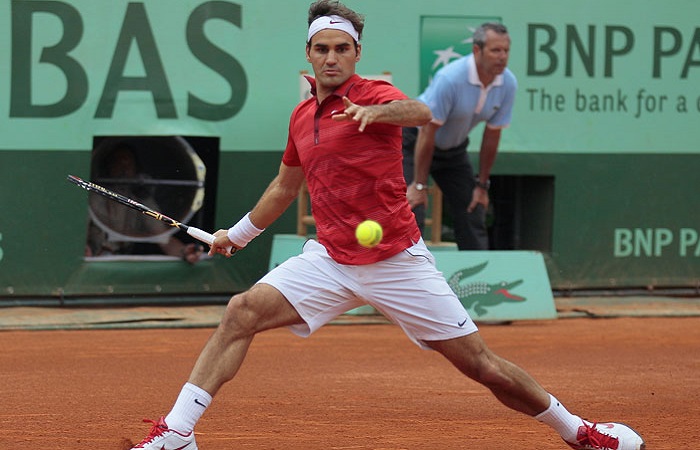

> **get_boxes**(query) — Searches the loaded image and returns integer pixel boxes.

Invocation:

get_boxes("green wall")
[3,0,700,153]
[1,150,698,299]
[1,0,698,300]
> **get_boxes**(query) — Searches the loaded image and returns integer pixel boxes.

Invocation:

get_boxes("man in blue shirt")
[403,23,517,250]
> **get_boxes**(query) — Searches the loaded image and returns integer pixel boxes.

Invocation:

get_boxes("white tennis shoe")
[130,416,197,450]
[566,421,645,450]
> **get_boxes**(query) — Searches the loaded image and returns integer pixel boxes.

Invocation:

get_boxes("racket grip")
[186,226,234,254]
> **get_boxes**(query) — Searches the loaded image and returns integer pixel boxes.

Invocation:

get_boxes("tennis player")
[129,1,645,449]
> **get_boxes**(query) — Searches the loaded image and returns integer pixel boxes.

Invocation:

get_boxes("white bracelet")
[227,212,265,248]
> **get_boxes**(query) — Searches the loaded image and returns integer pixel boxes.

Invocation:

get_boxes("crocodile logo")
[447,262,526,316]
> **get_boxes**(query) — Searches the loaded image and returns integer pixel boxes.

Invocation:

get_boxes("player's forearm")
[247,164,305,229]
[248,178,299,229]
[372,99,432,127]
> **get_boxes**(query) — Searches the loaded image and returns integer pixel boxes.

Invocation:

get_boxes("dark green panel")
[493,152,700,289]
[0,151,90,296]
[0,150,290,299]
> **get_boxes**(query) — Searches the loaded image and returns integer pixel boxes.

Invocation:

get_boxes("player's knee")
[219,292,259,338]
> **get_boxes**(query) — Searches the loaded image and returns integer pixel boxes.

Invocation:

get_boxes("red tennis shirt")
[283,74,422,265]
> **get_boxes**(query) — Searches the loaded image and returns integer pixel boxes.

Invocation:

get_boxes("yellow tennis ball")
[355,220,383,248]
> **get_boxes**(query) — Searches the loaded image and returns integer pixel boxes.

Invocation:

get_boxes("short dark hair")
[472,23,509,49]
[307,0,365,42]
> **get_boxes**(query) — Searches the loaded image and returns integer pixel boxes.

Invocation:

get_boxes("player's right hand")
[209,230,239,257]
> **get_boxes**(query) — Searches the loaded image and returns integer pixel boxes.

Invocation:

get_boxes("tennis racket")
[67,174,234,254]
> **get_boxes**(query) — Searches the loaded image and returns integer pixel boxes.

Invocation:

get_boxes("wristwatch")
[475,177,490,191]
[415,182,428,191]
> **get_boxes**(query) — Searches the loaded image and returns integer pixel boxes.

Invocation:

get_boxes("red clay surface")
[1,316,697,449]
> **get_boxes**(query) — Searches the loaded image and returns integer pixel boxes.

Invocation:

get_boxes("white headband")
[307,15,359,43]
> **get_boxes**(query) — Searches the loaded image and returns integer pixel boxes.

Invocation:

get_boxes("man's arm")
[248,163,305,229]
[332,96,431,132]
[406,121,439,208]
[467,126,501,213]
[477,126,501,184]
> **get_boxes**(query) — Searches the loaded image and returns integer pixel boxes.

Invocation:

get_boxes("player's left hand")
[331,96,377,132]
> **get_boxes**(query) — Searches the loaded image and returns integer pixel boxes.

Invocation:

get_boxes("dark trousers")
[402,127,488,250]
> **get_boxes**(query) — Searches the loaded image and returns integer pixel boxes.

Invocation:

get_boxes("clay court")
[1,303,698,449]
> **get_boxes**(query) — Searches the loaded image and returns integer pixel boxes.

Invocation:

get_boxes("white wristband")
[227,213,265,248]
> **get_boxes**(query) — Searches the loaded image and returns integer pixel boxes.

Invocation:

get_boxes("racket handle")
[186,226,234,254]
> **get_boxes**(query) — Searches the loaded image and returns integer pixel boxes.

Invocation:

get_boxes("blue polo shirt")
[418,53,517,150]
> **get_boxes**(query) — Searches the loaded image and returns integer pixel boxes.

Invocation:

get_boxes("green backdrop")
[1,0,698,301]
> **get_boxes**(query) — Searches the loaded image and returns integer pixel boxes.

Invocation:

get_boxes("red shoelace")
[135,417,168,447]
[576,422,620,450]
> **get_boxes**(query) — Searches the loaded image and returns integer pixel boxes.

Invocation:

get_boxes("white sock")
[164,382,212,433]
[535,394,584,443]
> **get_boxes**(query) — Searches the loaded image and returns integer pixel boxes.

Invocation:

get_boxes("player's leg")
[427,334,645,449]
[190,238,363,397]
[426,332,550,415]
[129,239,364,449]
[366,240,644,449]
[362,242,546,413]
[189,283,305,396]
[129,284,304,450]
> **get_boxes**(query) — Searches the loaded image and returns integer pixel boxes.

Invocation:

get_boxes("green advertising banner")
[1,0,698,153]
[0,0,698,300]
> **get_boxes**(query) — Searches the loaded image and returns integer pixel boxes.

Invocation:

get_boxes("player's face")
[306,29,361,94]
[475,30,510,77]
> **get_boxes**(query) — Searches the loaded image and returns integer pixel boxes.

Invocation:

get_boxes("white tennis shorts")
[257,238,478,349]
